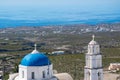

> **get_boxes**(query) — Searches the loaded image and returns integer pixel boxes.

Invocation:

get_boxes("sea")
[0,8,120,28]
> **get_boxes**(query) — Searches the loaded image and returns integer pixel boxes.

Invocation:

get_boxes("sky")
[0,0,120,27]
[0,0,119,7]
[0,0,119,16]
[0,0,119,9]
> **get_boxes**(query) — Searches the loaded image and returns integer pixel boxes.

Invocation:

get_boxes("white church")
[8,35,103,80]
[8,44,73,80]
[84,35,103,80]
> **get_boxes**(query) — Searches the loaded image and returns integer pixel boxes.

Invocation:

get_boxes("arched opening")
[43,71,45,78]
[31,72,35,79]
[98,72,101,80]
[22,71,24,78]
[86,71,90,80]
[92,46,94,53]
[47,65,50,75]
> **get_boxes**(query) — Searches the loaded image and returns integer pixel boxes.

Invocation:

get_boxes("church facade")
[8,44,73,80]
[8,44,57,80]
[84,35,103,80]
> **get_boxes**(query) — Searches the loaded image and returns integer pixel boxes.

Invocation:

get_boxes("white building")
[8,44,73,80]
[84,35,103,80]
[52,51,64,55]
[108,63,120,71]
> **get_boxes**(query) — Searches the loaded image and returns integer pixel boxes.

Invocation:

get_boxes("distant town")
[1,22,120,34]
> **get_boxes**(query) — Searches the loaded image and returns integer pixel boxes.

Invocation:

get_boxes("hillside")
[0,25,120,80]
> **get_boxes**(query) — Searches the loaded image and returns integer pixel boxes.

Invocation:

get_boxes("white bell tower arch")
[84,35,103,80]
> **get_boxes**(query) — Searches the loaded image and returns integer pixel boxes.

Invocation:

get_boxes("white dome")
[89,40,98,45]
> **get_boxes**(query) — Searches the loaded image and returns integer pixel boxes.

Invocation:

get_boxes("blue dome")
[21,50,51,66]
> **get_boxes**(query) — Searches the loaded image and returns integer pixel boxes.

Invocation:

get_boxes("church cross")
[92,35,95,41]
[34,43,37,50]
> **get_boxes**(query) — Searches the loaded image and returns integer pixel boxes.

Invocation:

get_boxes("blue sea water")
[0,0,120,28]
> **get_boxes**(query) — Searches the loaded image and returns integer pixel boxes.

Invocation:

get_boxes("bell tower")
[84,35,103,80]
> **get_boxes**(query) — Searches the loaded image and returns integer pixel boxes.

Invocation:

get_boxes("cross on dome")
[31,43,39,54]
[34,43,37,50]
[89,35,98,45]
[92,35,95,41]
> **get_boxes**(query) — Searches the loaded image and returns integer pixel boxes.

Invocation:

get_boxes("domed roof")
[89,35,98,45]
[21,44,51,66]
[89,40,98,45]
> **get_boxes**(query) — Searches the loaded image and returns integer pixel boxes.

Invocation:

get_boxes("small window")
[22,71,24,78]
[92,46,94,53]
[43,71,45,78]
[87,72,90,80]
[47,67,49,75]
[98,72,101,80]
[32,72,35,79]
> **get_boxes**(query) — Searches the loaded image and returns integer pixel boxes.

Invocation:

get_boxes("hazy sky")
[0,0,120,23]
[0,0,119,10]
[0,0,120,16]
